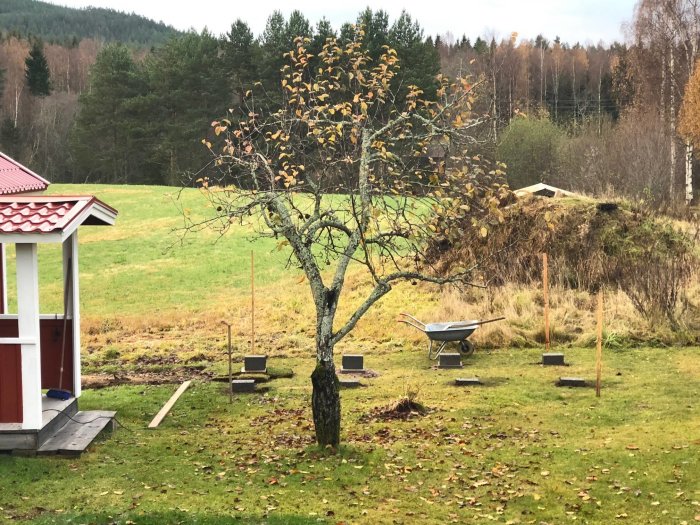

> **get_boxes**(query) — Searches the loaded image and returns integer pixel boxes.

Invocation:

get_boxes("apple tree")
[189,28,509,446]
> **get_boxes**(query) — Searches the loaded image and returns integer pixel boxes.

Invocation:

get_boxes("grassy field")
[1,348,698,524]
[7,184,297,316]
[0,184,698,524]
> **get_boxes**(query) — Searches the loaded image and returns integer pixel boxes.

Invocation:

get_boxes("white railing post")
[63,231,81,398]
[1,243,7,314]
[16,243,41,430]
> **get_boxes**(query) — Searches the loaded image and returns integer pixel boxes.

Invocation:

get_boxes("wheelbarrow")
[398,313,505,359]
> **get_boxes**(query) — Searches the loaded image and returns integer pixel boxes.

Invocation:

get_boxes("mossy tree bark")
[311,358,340,446]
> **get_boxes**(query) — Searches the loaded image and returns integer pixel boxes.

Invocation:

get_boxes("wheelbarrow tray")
[424,322,479,341]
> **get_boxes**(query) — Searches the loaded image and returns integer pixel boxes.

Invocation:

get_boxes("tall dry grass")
[82,262,700,373]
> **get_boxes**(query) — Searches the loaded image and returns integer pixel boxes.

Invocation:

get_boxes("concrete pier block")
[231,379,256,393]
[557,377,586,387]
[341,354,365,372]
[438,353,463,369]
[455,377,481,386]
[242,355,267,373]
[542,353,565,366]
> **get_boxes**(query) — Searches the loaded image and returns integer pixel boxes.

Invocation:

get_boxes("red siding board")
[0,318,77,423]
[0,344,22,423]
[0,319,22,423]
[40,319,74,393]
[0,318,18,337]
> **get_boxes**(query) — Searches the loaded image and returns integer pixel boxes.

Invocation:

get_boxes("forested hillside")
[0,0,179,45]
[0,3,698,207]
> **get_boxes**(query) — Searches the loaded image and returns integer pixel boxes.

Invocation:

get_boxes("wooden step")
[38,397,78,448]
[37,411,116,456]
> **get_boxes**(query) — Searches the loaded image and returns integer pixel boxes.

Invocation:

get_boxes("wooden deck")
[0,395,115,455]
[38,410,116,456]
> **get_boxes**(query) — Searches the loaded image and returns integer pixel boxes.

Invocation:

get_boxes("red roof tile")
[0,196,117,235]
[0,153,50,195]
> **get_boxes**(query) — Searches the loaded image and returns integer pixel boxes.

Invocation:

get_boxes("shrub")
[497,116,564,189]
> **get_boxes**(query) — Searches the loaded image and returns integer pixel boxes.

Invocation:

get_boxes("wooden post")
[595,291,603,398]
[222,321,232,404]
[0,243,6,314]
[16,243,42,429]
[543,253,550,351]
[63,232,81,397]
[251,251,255,355]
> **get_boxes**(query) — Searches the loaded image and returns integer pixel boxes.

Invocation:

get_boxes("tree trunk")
[14,83,21,128]
[670,47,677,202]
[685,139,694,205]
[311,357,340,447]
[572,60,577,126]
[310,288,341,447]
[539,44,544,108]
[597,65,602,135]
[492,69,497,142]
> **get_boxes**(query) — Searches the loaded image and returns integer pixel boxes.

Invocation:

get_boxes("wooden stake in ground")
[596,292,604,397]
[222,321,232,404]
[251,250,255,355]
[148,380,192,429]
[543,253,550,351]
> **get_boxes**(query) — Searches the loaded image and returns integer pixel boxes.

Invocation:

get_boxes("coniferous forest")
[0,0,699,206]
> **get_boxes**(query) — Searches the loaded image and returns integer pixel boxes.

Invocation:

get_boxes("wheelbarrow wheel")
[460,339,475,356]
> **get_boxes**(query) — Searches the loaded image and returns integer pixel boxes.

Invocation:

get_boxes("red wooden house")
[0,154,119,455]
[0,151,50,315]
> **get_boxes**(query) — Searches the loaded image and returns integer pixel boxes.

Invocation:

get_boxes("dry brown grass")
[83,262,700,380]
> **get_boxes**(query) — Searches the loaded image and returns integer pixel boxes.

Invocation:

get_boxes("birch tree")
[634,0,700,204]
[186,29,509,446]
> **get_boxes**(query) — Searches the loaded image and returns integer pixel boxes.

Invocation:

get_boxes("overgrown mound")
[362,396,429,422]
[433,196,697,324]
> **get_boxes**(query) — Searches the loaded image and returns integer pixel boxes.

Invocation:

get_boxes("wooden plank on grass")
[148,380,191,429]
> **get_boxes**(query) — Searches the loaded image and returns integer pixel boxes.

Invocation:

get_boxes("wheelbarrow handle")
[472,316,506,326]
[397,313,426,332]
[445,317,506,330]
[398,312,426,327]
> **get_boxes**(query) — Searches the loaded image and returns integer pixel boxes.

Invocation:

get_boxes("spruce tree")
[388,10,440,100]
[71,44,148,183]
[260,11,288,96]
[310,17,335,54]
[25,40,51,96]
[223,20,260,103]
[144,30,229,184]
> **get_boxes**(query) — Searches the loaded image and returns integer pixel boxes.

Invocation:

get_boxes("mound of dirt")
[430,196,697,323]
[361,397,430,422]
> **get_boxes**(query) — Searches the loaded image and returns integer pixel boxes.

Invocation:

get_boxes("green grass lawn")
[1,347,698,524]
[5,184,298,316]
[0,184,698,524]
